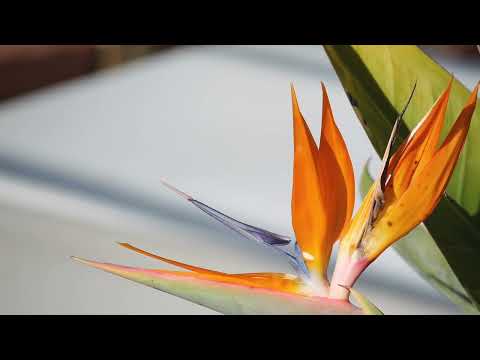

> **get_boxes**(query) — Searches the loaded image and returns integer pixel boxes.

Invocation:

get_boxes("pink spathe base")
[329,253,370,300]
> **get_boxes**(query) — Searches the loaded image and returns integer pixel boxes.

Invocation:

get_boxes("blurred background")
[0,45,477,102]
[0,45,478,314]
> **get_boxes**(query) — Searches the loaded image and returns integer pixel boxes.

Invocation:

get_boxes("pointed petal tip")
[71,256,109,271]
[117,241,136,251]
[320,81,331,106]
[290,83,297,101]
[445,76,453,93]
[159,179,193,200]
[290,82,296,94]
[462,82,478,109]
[71,256,121,273]
[71,255,84,263]
[71,256,95,267]
[473,81,479,96]
[71,256,142,280]
[290,84,303,118]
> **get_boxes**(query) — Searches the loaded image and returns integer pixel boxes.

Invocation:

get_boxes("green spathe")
[72,257,365,315]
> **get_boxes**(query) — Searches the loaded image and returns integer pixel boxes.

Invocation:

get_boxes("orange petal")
[117,242,224,275]
[338,115,405,259]
[364,83,478,260]
[232,272,307,295]
[410,79,453,184]
[318,83,355,240]
[117,243,306,295]
[392,79,453,197]
[291,85,329,279]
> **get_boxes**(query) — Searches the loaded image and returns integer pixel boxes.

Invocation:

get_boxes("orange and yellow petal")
[291,85,330,279]
[231,272,309,295]
[318,83,355,240]
[117,242,225,275]
[291,85,354,282]
[330,82,477,300]
[338,179,378,255]
[392,79,452,197]
[364,83,478,260]
[117,243,307,295]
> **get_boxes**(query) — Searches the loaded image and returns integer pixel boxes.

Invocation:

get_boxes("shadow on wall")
[421,45,480,58]
[0,45,173,102]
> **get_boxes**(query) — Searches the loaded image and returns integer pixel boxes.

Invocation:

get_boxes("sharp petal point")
[71,256,92,266]
[159,179,193,200]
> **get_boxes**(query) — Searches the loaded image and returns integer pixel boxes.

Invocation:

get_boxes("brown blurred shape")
[94,45,170,69]
[0,45,96,101]
[421,45,479,58]
[0,45,172,102]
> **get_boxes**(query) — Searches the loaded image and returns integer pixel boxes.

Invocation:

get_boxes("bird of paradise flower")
[73,79,478,315]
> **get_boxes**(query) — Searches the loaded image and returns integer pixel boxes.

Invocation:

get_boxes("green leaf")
[72,257,363,315]
[325,45,480,312]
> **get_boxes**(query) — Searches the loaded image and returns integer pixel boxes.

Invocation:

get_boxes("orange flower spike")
[291,85,330,290]
[318,83,356,240]
[290,84,355,290]
[329,82,479,300]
